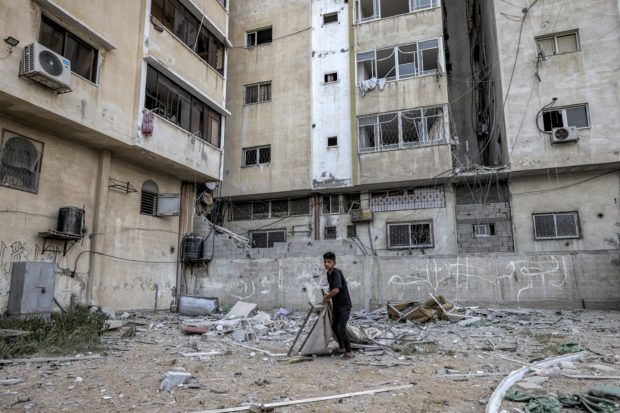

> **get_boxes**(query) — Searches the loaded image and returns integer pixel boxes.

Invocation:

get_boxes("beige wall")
[194,0,228,35]
[510,171,620,253]
[222,0,312,197]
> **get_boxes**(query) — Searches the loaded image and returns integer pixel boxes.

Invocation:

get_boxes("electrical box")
[350,208,373,223]
[7,262,56,319]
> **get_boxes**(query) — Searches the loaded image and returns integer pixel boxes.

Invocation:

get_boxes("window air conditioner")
[350,208,373,223]
[551,126,578,144]
[20,42,72,93]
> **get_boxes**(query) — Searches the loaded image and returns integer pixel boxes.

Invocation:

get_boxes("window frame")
[387,221,434,249]
[327,136,338,147]
[242,145,271,167]
[250,228,287,248]
[322,194,341,215]
[473,223,495,237]
[532,212,581,240]
[355,38,443,84]
[38,15,100,84]
[230,197,310,220]
[244,82,272,105]
[541,104,590,132]
[358,105,447,153]
[324,72,338,83]
[323,12,339,25]
[324,226,337,240]
[347,225,357,238]
[0,130,44,194]
[140,180,159,216]
[535,30,580,57]
[144,65,222,148]
[246,27,273,47]
[354,0,441,24]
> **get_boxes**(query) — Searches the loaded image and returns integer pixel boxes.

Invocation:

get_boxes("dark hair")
[323,252,336,262]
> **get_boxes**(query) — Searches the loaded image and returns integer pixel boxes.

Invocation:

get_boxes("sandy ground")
[0,307,618,413]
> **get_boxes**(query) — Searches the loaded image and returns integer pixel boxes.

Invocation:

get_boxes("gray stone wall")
[456,202,514,253]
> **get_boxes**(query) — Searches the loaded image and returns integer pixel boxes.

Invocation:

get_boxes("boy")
[322,252,353,359]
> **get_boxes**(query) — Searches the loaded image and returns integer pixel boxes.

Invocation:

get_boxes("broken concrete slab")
[232,330,247,342]
[458,317,482,327]
[226,301,258,319]
[100,306,116,319]
[104,320,123,330]
[515,376,549,395]
[159,372,191,392]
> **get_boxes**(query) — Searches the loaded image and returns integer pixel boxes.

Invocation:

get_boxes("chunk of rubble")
[515,375,549,395]
[160,372,191,392]
[226,301,258,319]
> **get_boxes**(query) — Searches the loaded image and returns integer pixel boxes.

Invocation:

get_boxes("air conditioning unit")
[20,42,72,93]
[350,208,373,223]
[551,126,578,144]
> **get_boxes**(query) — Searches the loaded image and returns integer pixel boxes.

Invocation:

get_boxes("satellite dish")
[206,182,217,191]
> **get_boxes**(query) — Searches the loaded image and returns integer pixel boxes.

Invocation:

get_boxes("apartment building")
[216,0,618,259]
[0,0,230,312]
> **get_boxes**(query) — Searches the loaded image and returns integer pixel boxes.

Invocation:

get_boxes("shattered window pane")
[252,201,269,219]
[537,37,556,56]
[377,48,397,80]
[402,110,422,143]
[419,39,439,74]
[542,110,563,132]
[379,113,399,147]
[398,44,417,79]
[356,51,376,82]
[358,116,377,151]
[343,193,361,213]
[271,200,288,217]
[357,0,377,21]
[231,202,252,220]
[411,224,432,246]
[425,107,444,142]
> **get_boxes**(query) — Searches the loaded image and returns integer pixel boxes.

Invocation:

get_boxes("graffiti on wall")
[1,240,61,276]
[385,255,569,304]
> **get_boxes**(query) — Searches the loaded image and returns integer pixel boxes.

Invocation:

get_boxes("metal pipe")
[314,194,320,240]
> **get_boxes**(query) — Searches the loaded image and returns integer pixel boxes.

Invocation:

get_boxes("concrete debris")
[514,375,549,394]
[100,306,116,319]
[119,312,130,320]
[178,295,219,316]
[232,329,247,342]
[104,320,123,330]
[226,301,258,319]
[159,371,191,392]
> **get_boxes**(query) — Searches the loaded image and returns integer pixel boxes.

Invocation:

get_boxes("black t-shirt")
[327,268,352,310]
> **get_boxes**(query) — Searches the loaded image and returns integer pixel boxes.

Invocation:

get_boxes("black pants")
[332,306,352,353]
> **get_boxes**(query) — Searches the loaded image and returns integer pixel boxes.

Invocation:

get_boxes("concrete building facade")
[0,0,230,312]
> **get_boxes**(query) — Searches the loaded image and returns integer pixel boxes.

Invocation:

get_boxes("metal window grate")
[347,225,357,238]
[271,199,288,217]
[259,84,271,102]
[0,132,43,193]
[259,147,271,164]
[251,229,286,248]
[388,222,433,248]
[244,85,259,104]
[252,201,269,219]
[289,198,310,215]
[324,226,337,239]
[243,148,257,165]
[231,202,252,220]
[534,213,579,239]
[140,191,158,215]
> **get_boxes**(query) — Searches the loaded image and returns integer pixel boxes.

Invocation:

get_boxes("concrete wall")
[311,0,353,190]
[192,245,620,310]
[456,202,514,253]
[493,0,620,171]
[222,0,313,197]
[509,171,620,253]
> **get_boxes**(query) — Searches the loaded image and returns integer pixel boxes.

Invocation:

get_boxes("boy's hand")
[322,295,330,303]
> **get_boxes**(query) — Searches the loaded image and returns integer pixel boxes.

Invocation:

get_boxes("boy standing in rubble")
[322,252,354,359]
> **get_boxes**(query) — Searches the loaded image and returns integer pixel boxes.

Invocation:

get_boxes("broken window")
[271,199,288,217]
[343,193,361,213]
[252,201,269,219]
[289,198,310,216]
[324,72,338,83]
[144,66,222,146]
[388,222,433,249]
[140,180,159,216]
[0,131,43,193]
[242,146,270,166]
[323,12,338,24]
[358,116,377,151]
[542,104,589,132]
[536,31,579,57]
[356,51,376,81]
[473,224,495,237]
[356,39,441,83]
[533,212,580,240]
[246,27,272,47]
[244,82,271,104]
[151,0,225,74]
[327,136,338,147]
[322,195,340,214]
[347,225,357,238]
[359,106,445,152]
[230,202,252,220]
[355,0,440,23]
[324,226,337,240]
[39,15,98,83]
[251,229,286,248]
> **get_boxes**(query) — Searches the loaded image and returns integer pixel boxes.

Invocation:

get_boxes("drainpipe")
[176,182,193,302]
[314,194,320,240]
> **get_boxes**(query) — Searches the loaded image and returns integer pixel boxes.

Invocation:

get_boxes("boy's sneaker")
[339,353,354,360]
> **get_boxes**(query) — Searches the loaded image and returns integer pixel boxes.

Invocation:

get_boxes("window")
[151,0,225,74]
[271,199,288,217]
[244,82,272,104]
[371,186,444,211]
[533,212,580,240]
[323,12,339,24]
[230,198,310,220]
[141,180,159,215]
[536,31,579,57]
[39,15,98,83]
[343,193,361,213]
[246,27,272,47]
[542,104,589,132]
[217,0,227,8]
[356,39,441,83]
[358,106,445,152]
[251,229,286,248]
[473,224,495,237]
[0,131,43,193]
[327,136,338,147]
[242,146,270,166]
[347,225,357,238]
[354,0,440,23]
[322,195,340,214]
[324,72,338,83]
[231,201,252,220]
[289,198,310,216]
[388,222,433,249]
[324,226,337,239]
[144,66,221,147]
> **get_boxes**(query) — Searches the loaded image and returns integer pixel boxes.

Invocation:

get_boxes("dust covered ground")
[1,307,618,412]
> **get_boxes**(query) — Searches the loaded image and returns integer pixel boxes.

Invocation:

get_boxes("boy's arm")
[323,288,340,302]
